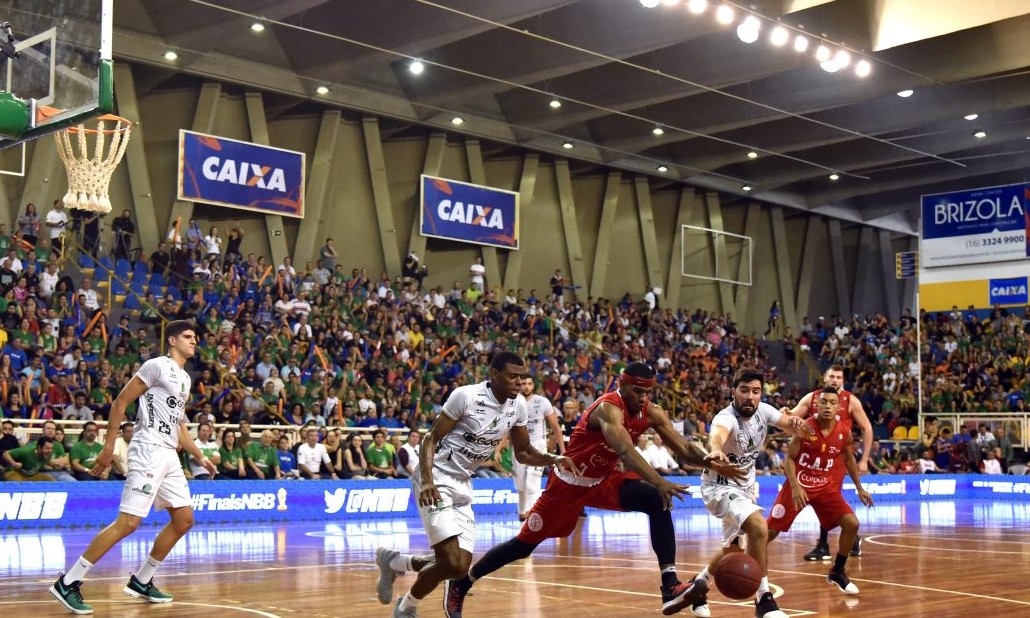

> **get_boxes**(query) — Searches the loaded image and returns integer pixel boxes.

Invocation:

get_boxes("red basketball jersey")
[807,388,853,432]
[563,390,650,481]
[793,416,848,495]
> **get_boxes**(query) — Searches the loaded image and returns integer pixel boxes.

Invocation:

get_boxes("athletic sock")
[818,527,829,546]
[756,576,770,601]
[135,555,162,583]
[389,554,409,572]
[63,556,94,585]
[832,553,848,573]
[660,565,679,589]
[398,591,421,612]
[697,566,712,584]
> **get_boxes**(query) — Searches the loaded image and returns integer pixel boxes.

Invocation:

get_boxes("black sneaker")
[443,578,470,618]
[803,542,831,561]
[123,574,173,603]
[827,569,860,595]
[49,574,93,615]
[755,591,788,618]
[661,577,708,616]
[850,536,863,557]
[687,576,710,617]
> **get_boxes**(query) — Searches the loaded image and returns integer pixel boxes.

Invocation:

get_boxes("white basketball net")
[54,117,132,214]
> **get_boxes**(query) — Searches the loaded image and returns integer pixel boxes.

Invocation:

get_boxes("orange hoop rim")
[37,106,133,134]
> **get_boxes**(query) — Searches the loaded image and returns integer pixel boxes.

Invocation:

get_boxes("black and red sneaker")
[661,577,708,616]
[443,578,470,618]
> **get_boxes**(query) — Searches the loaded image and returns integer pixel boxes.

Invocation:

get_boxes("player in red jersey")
[442,362,744,617]
[768,387,873,594]
[782,364,873,560]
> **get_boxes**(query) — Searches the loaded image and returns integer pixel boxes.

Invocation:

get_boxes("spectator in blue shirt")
[277,436,300,479]
[377,405,403,430]
[3,339,28,371]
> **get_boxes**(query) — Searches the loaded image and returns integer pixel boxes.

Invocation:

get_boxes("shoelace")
[68,582,85,603]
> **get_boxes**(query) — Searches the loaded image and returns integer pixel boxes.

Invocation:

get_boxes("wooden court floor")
[2,502,1028,617]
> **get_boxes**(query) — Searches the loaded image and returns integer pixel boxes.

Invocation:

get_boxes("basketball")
[712,552,762,600]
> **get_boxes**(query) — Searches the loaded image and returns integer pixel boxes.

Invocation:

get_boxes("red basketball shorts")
[517,471,635,544]
[767,482,854,532]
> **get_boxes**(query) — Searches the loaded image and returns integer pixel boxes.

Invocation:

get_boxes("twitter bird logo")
[324,488,347,514]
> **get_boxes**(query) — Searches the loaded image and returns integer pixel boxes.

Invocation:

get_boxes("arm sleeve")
[711,412,735,433]
[515,397,529,427]
[442,387,467,421]
[134,359,160,388]
[761,403,783,426]
[320,445,331,464]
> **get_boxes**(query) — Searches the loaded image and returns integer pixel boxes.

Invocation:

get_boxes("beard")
[733,400,757,418]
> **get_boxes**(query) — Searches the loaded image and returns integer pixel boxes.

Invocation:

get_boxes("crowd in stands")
[0,200,1027,482]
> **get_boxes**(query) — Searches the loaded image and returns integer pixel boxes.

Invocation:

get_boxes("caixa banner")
[177,130,305,218]
[420,175,519,249]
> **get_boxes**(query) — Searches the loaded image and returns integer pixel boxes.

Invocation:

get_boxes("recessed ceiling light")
[687,0,707,14]
[770,26,789,47]
[973,130,987,138]
[657,165,669,172]
[250,22,266,32]
[562,141,574,149]
[815,45,831,62]
[549,99,562,109]
[736,16,761,44]
[834,50,852,68]
[163,50,178,61]
[451,116,464,126]
[793,34,809,52]
[964,113,979,121]
[897,89,914,98]
[747,151,758,159]
[315,85,330,95]
[409,59,425,75]
[715,4,734,24]
[854,59,871,77]
[652,126,665,136]
[742,184,753,192]
[829,173,840,181]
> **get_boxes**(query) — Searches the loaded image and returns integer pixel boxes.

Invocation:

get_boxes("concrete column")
[362,117,402,276]
[827,218,852,317]
[293,110,341,267]
[112,63,159,253]
[589,170,622,299]
[167,82,222,231]
[705,192,736,317]
[407,132,447,259]
[634,176,663,290]
[555,159,587,302]
[465,139,500,292]
[244,92,289,267]
[502,153,539,291]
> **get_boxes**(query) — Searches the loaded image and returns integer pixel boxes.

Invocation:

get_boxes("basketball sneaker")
[49,574,93,615]
[827,569,860,595]
[803,542,831,561]
[443,578,471,618]
[376,547,402,604]
[661,576,708,615]
[687,576,711,617]
[393,598,418,617]
[123,574,173,603]
[850,536,863,557]
[755,592,788,618]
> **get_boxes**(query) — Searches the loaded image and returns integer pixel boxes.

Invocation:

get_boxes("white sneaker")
[393,598,418,617]
[691,601,711,617]
[827,570,859,595]
[376,547,402,604]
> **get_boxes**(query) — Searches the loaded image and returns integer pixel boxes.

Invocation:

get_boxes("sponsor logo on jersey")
[770,503,786,519]
[323,487,411,514]
[0,492,67,520]
[131,483,153,497]
[462,432,503,448]
[797,471,830,489]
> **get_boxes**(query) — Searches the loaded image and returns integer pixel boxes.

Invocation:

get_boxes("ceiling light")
[250,21,266,32]
[854,59,871,77]
[793,34,809,52]
[652,126,665,136]
[549,99,562,109]
[815,45,831,62]
[964,113,979,121]
[829,173,840,181]
[747,151,758,159]
[973,130,987,139]
[639,0,661,7]
[315,85,330,95]
[897,89,914,98]
[736,15,761,44]
[742,185,753,192]
[163,50,178,61]
[409,59,425,75]
[451,116,464,126]
[657,165,669,172]
[687,0,707,14]
[770,26,789,47]
[833,49,852,68]
[715,4,734,24]
[562,141,574,149]
[820,59,841,73]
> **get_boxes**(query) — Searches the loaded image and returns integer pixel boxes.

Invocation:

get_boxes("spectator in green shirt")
[3,436,56,481]
[218,428,245,479]
[244,430,281,480]
[365,430,396,479]
[70,421,105,480]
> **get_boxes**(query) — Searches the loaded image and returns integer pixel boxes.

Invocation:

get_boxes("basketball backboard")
[0,0,112,152]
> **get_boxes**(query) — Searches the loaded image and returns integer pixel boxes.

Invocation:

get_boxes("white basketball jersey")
[701,401,782,492]
[430,382,527,480]
[133,357,191,449]
[524,394,554,446]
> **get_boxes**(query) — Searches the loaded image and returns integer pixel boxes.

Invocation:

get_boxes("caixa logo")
[0,492,67,520]
[202,157,288,192]
[324,488,411,514]
[191,493,277,512]
[919,479,957,496]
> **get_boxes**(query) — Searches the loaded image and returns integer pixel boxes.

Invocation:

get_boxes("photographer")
[111,209,135,261]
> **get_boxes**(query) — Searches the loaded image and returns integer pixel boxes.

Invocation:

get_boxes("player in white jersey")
[50,321,215,615]
[375,352,576,618]
[513,376,565,520]
[691,368,811,618]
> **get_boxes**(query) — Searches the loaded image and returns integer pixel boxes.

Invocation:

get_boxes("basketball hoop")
[54,112,132,214]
